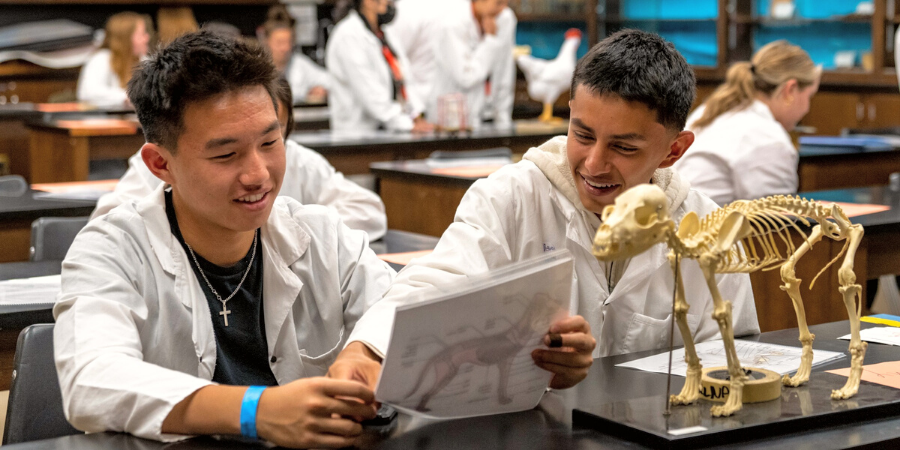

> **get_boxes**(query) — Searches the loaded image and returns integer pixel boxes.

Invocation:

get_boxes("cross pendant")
[220,301,231,327]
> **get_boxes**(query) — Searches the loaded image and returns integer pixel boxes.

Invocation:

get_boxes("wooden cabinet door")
[864,93,900,128]
[802,91,862,135]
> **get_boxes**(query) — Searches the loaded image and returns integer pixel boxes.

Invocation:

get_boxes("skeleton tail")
[809,238,849,289]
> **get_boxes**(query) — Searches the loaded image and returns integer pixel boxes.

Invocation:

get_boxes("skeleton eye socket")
[633,204,658,227]
[601,205,615,222]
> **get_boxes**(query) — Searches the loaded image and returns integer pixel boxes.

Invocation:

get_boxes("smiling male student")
[54,31,393,448]
[329,30,759,393]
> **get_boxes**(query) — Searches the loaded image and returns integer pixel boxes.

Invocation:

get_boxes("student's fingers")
[536,360,590,390]
[297,432,358,449]
[309,416,365,437]
[532,348,593,369]
[543,330,596,353]
[548,315,591,334]
[322,398,378,421]
[318,378,376,403]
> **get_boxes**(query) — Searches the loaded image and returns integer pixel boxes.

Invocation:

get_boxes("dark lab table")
[0,188,94,262]
[5,320,900,449]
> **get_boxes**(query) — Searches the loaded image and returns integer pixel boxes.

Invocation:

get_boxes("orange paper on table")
[431,166,504,178]
[378,250,433,266]
[816,201,889,218]
[34,103,90,113]
[32,179,119,193]
[827,361,900,390]
[55,119,138,135]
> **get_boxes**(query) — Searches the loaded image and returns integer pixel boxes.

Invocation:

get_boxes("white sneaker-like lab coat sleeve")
[286,53,334,103]
[76,50,128,106]
[54,222,212,442]
[434,14,504,92]
[487,8,517,127]
[326,11,413,132]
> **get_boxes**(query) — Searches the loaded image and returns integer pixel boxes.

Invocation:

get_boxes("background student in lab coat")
[91,77,388,239]
[259,7,333,104]
[326,0,432,133]
[327,31,759,392]
[419,0,516,129]
[55,31,393,447]
[675,40,820,206]
[77,11,152,106]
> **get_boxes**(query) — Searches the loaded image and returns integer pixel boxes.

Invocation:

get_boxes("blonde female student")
[77,12,152,106]
[674,40,820,205]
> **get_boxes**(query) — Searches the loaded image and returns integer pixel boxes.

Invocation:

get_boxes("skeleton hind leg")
[832,224,867,400]
[779,225,823,387]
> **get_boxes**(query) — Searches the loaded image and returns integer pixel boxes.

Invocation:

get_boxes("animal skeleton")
[592,185,866,417]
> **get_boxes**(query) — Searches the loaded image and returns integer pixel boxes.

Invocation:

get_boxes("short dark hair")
[570,29,695,131]
[274,77,295,135]
[128,31,279,150]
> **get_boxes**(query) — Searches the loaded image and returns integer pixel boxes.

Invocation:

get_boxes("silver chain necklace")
[186,229,258,327]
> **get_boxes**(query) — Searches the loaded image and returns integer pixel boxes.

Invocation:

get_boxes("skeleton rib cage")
[678,195,851,279]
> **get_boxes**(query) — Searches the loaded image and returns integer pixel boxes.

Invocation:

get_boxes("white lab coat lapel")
[260,204,310,383]
[135,185,217,379]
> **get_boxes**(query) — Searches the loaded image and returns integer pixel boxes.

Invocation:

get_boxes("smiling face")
[566,85,694,215]
[163,85,285,239]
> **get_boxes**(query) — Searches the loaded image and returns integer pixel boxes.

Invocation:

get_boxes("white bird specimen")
[516,28,582,122]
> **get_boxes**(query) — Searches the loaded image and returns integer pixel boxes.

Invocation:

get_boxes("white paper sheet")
[839,327,900,346]
[617,339,844,376]
[0,275,60,305]
[376,251,574,419]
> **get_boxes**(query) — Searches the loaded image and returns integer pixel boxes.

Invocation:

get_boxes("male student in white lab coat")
[91,78,388,240]
[54,31,393,448]
[328,30,759,391]
[416,0,516,129]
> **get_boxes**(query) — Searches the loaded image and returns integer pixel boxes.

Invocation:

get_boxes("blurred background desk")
[799,146,900,191]
[0,188,94,263]
[292,121,566,176]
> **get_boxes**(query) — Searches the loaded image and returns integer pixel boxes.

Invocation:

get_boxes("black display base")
[573,374,900,449]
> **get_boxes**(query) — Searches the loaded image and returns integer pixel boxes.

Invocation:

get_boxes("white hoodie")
[349,136,759,358]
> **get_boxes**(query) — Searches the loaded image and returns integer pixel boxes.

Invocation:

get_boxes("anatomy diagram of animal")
[402,294,560,412]
[592,185,866,417]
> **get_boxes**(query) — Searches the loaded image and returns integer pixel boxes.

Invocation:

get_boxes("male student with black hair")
[54,31,393,448]
[329,29,759,392]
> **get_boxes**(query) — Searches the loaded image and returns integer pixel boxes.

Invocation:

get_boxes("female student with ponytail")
[674,40,820,205]
[325,0,433,133]
[77,12,152,106]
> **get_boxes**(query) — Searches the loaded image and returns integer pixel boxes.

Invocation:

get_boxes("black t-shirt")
[165,190,278,386]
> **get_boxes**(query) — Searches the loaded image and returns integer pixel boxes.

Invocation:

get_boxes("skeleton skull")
[592,184,674,261]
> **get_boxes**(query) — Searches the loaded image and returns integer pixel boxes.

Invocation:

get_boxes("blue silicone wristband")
[240,386,267,439]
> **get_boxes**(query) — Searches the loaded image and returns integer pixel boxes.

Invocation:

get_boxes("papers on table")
[0,275,60,306]
[816,201,889,218]
[827,361,900,390]
[32,179,118,201]
[617,340,844,377]
[376,250,573,419]
[839,327,900,346]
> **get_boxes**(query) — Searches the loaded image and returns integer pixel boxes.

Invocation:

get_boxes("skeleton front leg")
[699,254,747,417]
[832,224,867,400]
[668,252,703,406]
[779,225,824,387]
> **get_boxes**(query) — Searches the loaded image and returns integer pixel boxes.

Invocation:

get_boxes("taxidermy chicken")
[516,28,582,123]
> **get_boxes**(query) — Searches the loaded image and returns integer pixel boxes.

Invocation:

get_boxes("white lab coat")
[76,49,128,106]
[675,101,798,206]
[325,10,423,132]
[285,53,334,103]
[91,140,388,240]
[349,136,759,358]
[54,186,395,442]
[423,3,517,129]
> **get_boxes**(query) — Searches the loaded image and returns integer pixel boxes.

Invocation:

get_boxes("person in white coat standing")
[330,31,759,394]
[326,0,432,133]
[55,31,393,448]
[420,0,516,129]
[91,78,388,240]
[675,40,820,206]
[77,11,152,106]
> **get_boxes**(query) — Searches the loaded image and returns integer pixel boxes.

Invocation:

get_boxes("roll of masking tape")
[699,366,781,403]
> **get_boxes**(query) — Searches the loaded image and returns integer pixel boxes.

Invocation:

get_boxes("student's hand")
[306,86,328,103]
[532,315,595,389]
[327,341,383,392]
[481,15,498,36]
[412,117,435,134]
[255,377,377,448]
